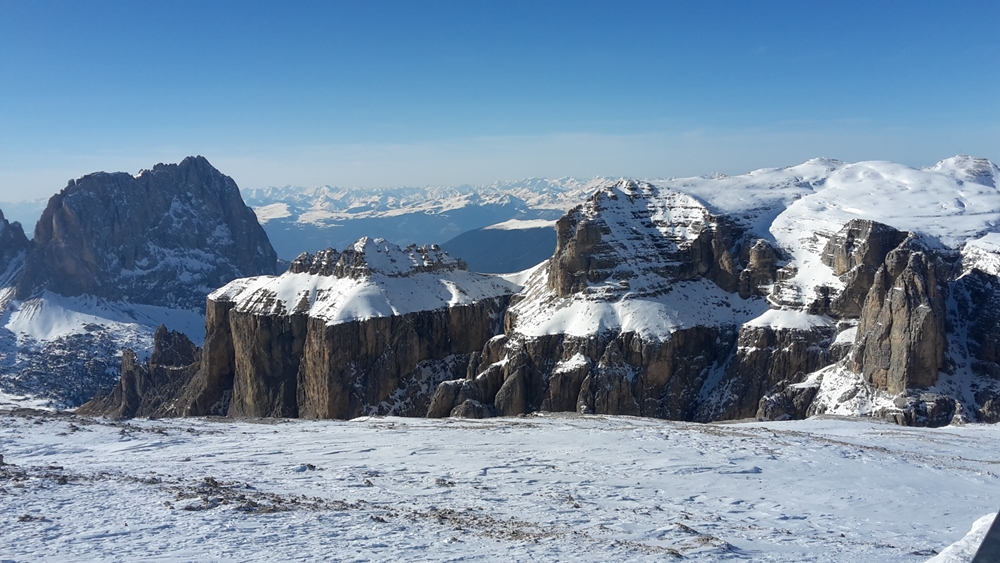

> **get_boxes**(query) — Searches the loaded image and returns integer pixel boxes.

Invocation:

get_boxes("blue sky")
[1,0,998,200]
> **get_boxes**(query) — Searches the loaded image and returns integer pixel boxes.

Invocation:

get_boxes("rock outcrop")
[849,239,951,393]
[16,155,276,311]
[701,321,837,421]
[80,156,1000,427]
[1,156,278,407]
[124,239,520,419]
[77,325,201,419]
[430,159,1000,427]
[0,209,29,279]
[429,180,784,421]
[820,219,909,318]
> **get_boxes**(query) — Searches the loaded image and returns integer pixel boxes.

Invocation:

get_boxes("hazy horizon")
[2,1,998,201]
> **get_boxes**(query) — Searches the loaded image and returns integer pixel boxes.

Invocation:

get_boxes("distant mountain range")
[71,154,1000,429]
[240,179,604,261]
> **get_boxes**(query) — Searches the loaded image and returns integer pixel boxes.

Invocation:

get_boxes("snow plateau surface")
[1,411,997,562]
[212,238,520,324]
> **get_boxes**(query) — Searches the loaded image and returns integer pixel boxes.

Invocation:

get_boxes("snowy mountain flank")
[430,156,1000,425]
[0,156,277,405]
[84,155,1000,427]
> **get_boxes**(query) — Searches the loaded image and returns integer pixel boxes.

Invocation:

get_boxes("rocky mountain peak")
[547,179,754,300]
[15,155,277,311]
[0,208,29,280]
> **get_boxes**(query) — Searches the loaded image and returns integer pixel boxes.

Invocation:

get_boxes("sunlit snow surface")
[1,411,997,562]
[928,513,997,563]
[212,238,520,325]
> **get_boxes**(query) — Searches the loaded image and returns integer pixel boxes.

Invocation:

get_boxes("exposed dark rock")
[175,297,238,416]
[952,269,1000,379]
[738,239,779,299]
[288,243,464,280]
[16,156,276,311]
[76,325,201,419]
[0,208,29,282]
[821,220,909,319]
[494,368,529,416]
[295,298,508,419]
[850,240,951,394]
[697,323,836,421]
[450,399,491,418]
[876,392,958,427]
[0,157,278,408]
[430,326,739,421]
[546,182,765,300]
[228,312,307,418]
[756,381,819,421]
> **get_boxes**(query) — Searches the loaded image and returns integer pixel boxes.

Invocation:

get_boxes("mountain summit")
[0,156,278,405]
[16,156,276,311]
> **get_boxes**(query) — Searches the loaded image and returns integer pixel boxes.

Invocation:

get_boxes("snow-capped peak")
[926,154,998,188]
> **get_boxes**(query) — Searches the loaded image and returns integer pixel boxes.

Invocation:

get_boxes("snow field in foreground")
[1,412,998,562]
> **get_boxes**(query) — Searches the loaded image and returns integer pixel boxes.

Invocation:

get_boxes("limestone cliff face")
[76,325,201,419]
[175,297,237,416]
[77,159,1000,427]
[429,177,1000,427]
[16,155,277,311]
[295,298,507,419]
[163,240,518,419]
[820,219,909,318]
[430,180,789,421]
[849,241,951,394]
[429,327,735,420]
[227,312,307,418]
[547,181,774,300]
[700,323,837,421]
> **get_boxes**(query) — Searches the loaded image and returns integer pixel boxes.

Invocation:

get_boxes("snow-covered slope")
[214,237,520,324]
[645,156,1000,308]
[3,410,998,561]
[242,178,602,259]
[510,180,766,339]
[508,156,1000,343]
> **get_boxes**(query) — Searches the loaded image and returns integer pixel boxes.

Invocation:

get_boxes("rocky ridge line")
[1,156,278,406]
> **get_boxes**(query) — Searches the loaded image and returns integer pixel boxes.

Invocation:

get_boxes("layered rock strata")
[430,159,1000,427]
[82,156,1000,427]
[430,180,790,421]
[120,239,518,419]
